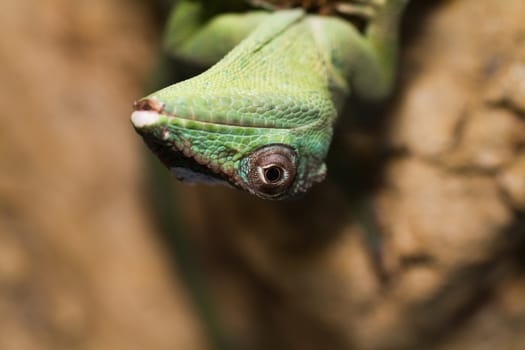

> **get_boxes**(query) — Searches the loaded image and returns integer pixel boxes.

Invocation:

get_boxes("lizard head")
[130,88,333,200]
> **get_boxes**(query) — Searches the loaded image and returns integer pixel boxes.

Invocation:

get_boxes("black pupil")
[264,166,282,183]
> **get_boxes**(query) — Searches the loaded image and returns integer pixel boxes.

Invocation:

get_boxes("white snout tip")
[131,111,161,128]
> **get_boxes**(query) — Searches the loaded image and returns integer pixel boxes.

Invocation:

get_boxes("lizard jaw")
[130,101,237,187]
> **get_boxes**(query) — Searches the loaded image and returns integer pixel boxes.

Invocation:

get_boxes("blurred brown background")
[1,1,525,350]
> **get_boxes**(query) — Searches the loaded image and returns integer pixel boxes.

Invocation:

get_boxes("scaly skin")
[131,0,409,199]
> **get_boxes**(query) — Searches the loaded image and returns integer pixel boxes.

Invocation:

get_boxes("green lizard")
[131,0,409,199]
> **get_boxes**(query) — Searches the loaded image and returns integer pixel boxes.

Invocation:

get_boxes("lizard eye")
[245,145,297,198]
[262,165,283,183]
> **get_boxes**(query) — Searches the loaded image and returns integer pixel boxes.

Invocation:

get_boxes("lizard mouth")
[139,131,231,185]
[130,98,239,186]
[132,98,310,130]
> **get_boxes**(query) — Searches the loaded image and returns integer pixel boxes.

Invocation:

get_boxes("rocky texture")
[0,0,209,349]
[3,1,525,350]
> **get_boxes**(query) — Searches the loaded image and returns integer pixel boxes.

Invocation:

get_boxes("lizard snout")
[130,98,166,129]
[133,98,165,113]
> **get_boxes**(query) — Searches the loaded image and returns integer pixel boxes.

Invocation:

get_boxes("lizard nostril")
[133,98,165,113]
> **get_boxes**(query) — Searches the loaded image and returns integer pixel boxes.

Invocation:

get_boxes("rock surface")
[0,0,209,349]
[2,1,525,350]
[174,1,525,349]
